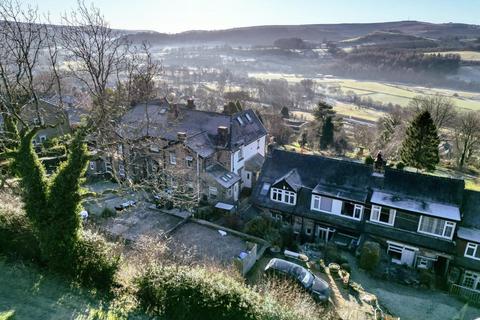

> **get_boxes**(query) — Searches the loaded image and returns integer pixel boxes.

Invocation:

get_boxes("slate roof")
[119,99,266,157]
[245,153,264,172]
[457,227,480,243]
[252,149,468,219]
[461,190,480,229]
[251,149,373,210]
[206,163,241,188]
[381,168,465,205]
[371,190,461,221]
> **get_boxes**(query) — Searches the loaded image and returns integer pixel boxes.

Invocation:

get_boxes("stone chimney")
[217,126,229,146]
[186,98,195,109]
[177,132,187,142]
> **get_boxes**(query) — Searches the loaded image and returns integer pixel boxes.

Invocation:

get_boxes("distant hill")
[340,31,438,48]
[123,21,480,46]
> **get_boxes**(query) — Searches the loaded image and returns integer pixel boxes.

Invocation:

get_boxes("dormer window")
[270,187,296,205]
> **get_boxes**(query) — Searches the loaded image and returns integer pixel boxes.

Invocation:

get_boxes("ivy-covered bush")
[73,231,120,290]
[0,193,41,262]
[135,265,326,320]
[359,241,380,271]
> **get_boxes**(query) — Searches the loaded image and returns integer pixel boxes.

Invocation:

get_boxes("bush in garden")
[72,231,120,290]
[0,192,41,262]
[359,241,380,271]
[364,155,374,165]
[135,264,330,320]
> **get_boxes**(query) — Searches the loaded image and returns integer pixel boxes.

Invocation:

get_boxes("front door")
[315,226,335,243]
[401,248,416,266]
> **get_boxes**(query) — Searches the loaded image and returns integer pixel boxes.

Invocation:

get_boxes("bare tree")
[454,111,480,169]
[409,95,457,129]
[61,0,129,125]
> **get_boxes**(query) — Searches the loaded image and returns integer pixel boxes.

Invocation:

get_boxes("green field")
[248,73,480,111]
[0,259,142,320]
[427,51,480,62]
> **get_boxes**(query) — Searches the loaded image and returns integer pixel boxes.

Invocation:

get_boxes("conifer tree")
[400,110,440,171]
[320,116,334,150]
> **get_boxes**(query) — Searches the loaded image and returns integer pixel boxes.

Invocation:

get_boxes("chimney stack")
[217,126,229,146]
[177,132,187,142]
[187,98,195,109]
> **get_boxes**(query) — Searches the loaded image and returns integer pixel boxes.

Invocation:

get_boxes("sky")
[26,0,480,33]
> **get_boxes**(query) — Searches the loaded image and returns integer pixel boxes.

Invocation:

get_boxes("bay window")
[418,216,455,240]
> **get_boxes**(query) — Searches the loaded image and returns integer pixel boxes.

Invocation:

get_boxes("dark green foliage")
[0,204,41,262]
[313,101,335,123]
[359,241,380,271]
[101,207,116,218]
[396,162,406,170]
[400,111,440,171]
[244,216,282,246]
[364,155,374,165]
[299,132,308,148]
[12,130,49,250]
[72,232,120,291]
[9,128,119,290]
[319,117,334,150]
[136,265,267,320]
[340,263,351,273]
[280,106,289,118]
[223,101,243,115]
[45,131,88,271]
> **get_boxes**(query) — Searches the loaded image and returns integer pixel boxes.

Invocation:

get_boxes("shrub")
[364,155,374,165]
[223,214,243,231]
[0,193,41,262]
[359,241,380,271]
[324,243,343,264]
[396,162,406,170]
[72,231,120,291]
[341,263,351,273]
[101,207,116,218]
[135,265,328,320]
[419,270,435,289]
[136,265,261,320]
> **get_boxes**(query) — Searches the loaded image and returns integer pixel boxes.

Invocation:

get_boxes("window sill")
[311,209,361,221]
[417,230,453,241]
[465,255,480,261]
[368,220,395,227]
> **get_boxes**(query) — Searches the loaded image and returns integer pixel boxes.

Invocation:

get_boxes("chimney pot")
[217,126,229,146]
[177,132,187,142]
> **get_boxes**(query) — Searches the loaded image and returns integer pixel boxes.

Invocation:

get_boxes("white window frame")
[209,186,218,198]
[311,195,333,213]
[89,161,96,171]
[39,135,47,142]
[185,156,193,167]
[417,216,455,240]
[270,187,296,205]
[238,147,243,160]
[417,258,428,269]
[465,242,480,260]
[463,271,480,291]
[118,164,125,177]
[169,152,176,165]
[370,205,396,226]
[353,204,364,220]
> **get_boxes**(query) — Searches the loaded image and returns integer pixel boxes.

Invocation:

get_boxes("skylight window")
[237,117,244,125]
[260,183,271,196]
[226,173,233,179]
[245,113,252,122]
[221,176,229,182]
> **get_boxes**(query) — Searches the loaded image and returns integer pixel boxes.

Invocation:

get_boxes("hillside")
[123,21,480,46]
[341,31,438,48]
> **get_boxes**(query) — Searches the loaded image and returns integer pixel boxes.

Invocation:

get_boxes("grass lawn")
[0,258,145,320]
